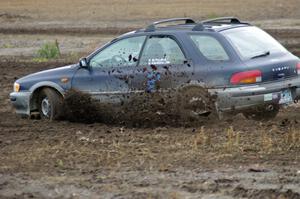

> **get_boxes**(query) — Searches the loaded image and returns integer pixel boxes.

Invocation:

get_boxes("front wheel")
[242,104,279,121]
[38,88,63,120]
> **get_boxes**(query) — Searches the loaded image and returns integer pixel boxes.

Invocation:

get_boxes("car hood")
[16,64,78,91]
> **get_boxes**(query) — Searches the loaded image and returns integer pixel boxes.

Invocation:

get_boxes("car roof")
[120,17,252,37]
[143,23,250,32]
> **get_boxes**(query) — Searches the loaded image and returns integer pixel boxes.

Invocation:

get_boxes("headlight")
[14,82,20,92]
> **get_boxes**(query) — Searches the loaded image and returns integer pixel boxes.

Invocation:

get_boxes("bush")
[37,40,60,59]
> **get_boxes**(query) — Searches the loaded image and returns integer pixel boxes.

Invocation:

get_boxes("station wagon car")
[10,17,300,121]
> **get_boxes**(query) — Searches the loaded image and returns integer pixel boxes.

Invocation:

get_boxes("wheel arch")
[29,81,65,112]
[176,80,208,91]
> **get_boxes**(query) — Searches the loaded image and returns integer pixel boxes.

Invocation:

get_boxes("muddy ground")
[1,61,300,198]
[1,0,300,197]
[1,53,300,198]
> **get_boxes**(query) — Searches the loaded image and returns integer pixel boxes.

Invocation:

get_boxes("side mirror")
[79,57,88,68]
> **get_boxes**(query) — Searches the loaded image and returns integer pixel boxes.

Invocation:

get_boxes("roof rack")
[192,23,205,31]
[145,18,196,32]
[202,17,244,24]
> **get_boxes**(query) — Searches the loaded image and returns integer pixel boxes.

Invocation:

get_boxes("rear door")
[130,35,193,93]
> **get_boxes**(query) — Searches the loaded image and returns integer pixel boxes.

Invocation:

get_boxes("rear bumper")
[209,77,300,112]
[10,91,32,116]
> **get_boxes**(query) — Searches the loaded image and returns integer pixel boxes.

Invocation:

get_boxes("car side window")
[190,35,229,61]
[89,36,146,68]
[139,36,186,65]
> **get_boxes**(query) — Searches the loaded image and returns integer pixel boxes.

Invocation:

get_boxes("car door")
[130,35,192,94]
[71,35,146,104]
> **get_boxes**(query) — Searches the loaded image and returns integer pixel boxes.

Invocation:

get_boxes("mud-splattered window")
[90,36,146,68]
[190,35,229,61]
[139,36,186,65]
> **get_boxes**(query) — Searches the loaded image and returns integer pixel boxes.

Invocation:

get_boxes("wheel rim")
[184,96,210,116]
[41,97,51,117]
[190,99,207,115]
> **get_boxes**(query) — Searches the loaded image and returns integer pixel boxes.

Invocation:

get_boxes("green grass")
[37,40,60,59]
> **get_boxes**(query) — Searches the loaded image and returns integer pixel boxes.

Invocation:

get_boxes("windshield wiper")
[251,51,270,59]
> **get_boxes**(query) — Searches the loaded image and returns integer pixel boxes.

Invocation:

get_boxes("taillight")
[296,62,300,75]
[230,70,262,85]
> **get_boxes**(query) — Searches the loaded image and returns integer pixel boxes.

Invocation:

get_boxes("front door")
[71,36,146,104]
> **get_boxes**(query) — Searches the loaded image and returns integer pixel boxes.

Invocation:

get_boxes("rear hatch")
[222,26,300,84]
[245,53,299,83]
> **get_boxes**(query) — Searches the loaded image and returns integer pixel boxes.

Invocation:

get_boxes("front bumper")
[210,77,300,112]
[10,91,32,116]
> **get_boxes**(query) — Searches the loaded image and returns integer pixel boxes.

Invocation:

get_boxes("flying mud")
[61,89,201,127]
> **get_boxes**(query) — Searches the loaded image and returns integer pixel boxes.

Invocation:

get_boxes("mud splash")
[61,89,203,127]
[120,91,180,127]
[62,90,109,124]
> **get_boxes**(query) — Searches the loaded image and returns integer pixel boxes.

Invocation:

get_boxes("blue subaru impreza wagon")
[10,17,300,121]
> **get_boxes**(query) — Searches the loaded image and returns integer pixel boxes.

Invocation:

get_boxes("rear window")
[222,26,287,60]
[190,35,229,61]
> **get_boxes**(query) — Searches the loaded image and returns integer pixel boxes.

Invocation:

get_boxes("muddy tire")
[242,105,279,121]
[177,85,214,123]
[38,88,63,120]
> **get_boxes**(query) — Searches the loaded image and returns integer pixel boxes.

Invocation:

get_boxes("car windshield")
[222,26,287,59]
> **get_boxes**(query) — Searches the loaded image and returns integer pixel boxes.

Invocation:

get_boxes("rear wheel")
[177,85,214,123]
[38,88,63,120]
[242,104,279,121]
